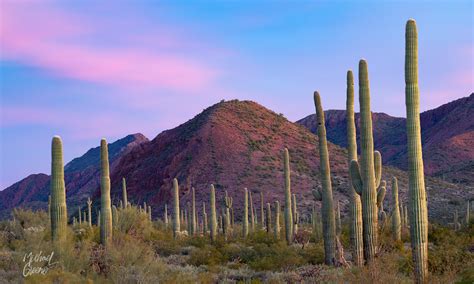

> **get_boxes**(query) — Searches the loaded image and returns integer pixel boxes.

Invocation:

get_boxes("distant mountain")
[297,93,474,184]
[1,100,470,224]
[0,134,148,218]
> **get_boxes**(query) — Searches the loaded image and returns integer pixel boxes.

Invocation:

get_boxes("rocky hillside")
[0,134,148,218]
[297,93,474,184]
[1,100,470,224]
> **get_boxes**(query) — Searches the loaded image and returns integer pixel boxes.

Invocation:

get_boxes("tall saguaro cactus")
[249,191,255,232]
[243,188,249,237]
[50,136,68,242]
[172,178,180,238]
[312,93,336,265]
[192,188,197,235]
[274,200,281,240]
[266,203,272,233]
[100,139,113,246]
[122,178,128,209]
[87,197,92,228]
[210,184,217,242]
[349,60,382,262]
[391,177,401,241]
[203,202,208,234]
[292,194,299,236]
[405,19,428,283]
[224,191,233,236]
[346,70,364,266]
[283,148,294,245]
[260,192,265,229]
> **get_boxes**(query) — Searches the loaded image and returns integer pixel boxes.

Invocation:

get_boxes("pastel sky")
[0,1,472,189]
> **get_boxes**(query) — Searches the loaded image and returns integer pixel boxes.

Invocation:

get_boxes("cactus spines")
[87,198,92,228]
[249,191,255,232]
[172,178,180,238]
[391,177,401,241]
[348,60,381,263]
[292,194,299,236]
[266,203,272,233]
[164,204,169,228]
[313,93,336,265]
[335,201,341,237]
[274,200,281,240]
[406,19,428,283]
[122,177,128,209]
[192,187,197,235]
[50,136,68,242]
[243,188,249,237]
[210,184,217,242]
[346,70,364,266]
[283,148,294,245]
[100,139,113,246]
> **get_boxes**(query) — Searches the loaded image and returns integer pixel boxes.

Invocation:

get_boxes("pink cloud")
[0,3,218,92]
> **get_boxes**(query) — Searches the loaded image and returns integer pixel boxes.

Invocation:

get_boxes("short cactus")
[283,148,294,245]
[148,206,152,222]
[100,139,113,246]
[391,177,401,241]
[172,178,180,239]
[223,191,233,236]
[260,192,265,229]
[122,177,128,209]
[405,19,428,283]
[203,202,208,234]
[164,204,169,228]
[50,136,68,242]
[454,210,461,231]
[312,92,336,265]
[78,207,82,225]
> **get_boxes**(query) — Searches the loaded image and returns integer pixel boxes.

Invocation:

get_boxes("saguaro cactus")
[266,203,272,233]
[378,181,387,228]
[405,19,428,283]
[202,202,208,233]
[283,148,294,245]
[312,93,336,265]
[173,178,180,239]
[243,188,249,237]
[164,204,169,228]
[349,61,382,262]
[391,177,401,241]
[210,184,217,242]
[50,136,67,242]
[224,191,233,236]
[87,198,92,228]
[274,200,281,240]
[260,192,265,229]
[346,70,364,266]
[292,194,299,236]
[467,201,471,225]
[192,188,197,235]
[100,139,113,246]
[335,201,341,237]
[249,191,255,232]
[148,206,152,222]
[78,207,82,225]
[112,205,118,227]
[122,178,128,209]
[454,210,461,230]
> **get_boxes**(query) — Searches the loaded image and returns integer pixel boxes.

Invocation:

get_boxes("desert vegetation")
[1,19,473,284]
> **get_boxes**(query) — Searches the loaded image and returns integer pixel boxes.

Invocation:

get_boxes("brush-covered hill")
[297,93,474,184]
[1,99,470,224]
[112,99,469,224]
[0,134,148,218]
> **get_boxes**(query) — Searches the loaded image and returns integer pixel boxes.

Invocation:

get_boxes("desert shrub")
[188,244,224,267]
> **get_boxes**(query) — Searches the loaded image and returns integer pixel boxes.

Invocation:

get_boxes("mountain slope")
[111,100,468,224]
[297,93,474,184]
[0,133,148,218]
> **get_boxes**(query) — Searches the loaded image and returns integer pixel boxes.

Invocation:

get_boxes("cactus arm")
[377,180,386,208]
[312,188,322,201]
[374,151,382,189]
[349,160,363,195]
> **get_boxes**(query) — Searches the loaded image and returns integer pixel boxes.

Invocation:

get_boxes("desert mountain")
[0,134,148,218]
[297,93,474,184]
[1,100,470,224]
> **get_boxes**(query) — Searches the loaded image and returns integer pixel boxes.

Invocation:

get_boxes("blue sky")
[0,0,472,189]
